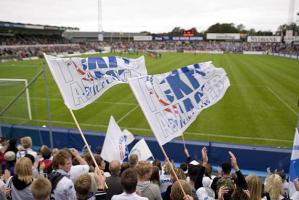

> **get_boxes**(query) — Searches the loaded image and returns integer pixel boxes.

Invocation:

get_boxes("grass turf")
[0,53,298,148]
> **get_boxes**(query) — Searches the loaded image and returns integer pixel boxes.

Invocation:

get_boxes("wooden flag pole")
[68,108,108,188]
[157,142,186,197]
[181,134,187,149]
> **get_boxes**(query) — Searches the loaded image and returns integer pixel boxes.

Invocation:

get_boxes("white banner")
[133,36,153,41]
[247,36,281,43]
[284,36,299,44]
[207,33,240,40]
[129,61,230,145]
[243,51,266,55]
[44,54,147,110]
[129,138,153,161]
[98,34,103,41]
[101,116,135,163]
[289,128,299,197]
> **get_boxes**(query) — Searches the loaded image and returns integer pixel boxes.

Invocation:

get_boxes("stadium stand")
[1,21,299,61]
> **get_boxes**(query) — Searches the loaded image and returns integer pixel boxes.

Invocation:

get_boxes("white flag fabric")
[44,54,147,110]
[122,129,135,145]
[129,138,153,161]
[101,116,135,163]
[289,128,299,197]
[128,61,230,145]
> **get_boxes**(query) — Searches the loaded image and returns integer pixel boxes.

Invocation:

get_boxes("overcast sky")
[0,0,298,33]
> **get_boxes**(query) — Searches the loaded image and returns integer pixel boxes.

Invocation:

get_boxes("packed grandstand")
[0,21,299,61]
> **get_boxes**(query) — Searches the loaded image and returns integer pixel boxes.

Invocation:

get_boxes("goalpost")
[0,78,32,120]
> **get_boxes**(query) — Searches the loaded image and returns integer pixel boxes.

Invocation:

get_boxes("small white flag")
[44,54,147,110]
[101,116,134,163]
[129,138,153,161]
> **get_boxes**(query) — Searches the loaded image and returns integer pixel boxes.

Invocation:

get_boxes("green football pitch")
[0,53,298,148]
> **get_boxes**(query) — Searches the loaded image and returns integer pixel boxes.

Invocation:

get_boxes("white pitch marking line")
[184,131,292,143]
[1,116,292,143]
[266,87,299,116]
[117,105,139,123]
[1,96,137,106]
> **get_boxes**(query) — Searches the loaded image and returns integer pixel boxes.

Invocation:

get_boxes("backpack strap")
[48,172,65,194]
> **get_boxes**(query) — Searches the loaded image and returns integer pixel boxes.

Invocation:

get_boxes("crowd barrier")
[0,124,291,173]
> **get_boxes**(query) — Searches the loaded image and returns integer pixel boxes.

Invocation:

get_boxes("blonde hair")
[14,157,33,184]
[264,174,283,200]
[246,174,262,200]
[163,161,174,174]
[170,168,186,180]
[136,161,152,180]
[31,177,52,200]
[75,173,92,199]
[170,180,192,200]
[20,136,32,149]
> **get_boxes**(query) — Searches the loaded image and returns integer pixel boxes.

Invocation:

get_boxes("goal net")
[0,79,32,121]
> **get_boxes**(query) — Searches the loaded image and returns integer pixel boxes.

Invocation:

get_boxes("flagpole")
[68,108,108,188]
[181,134,187,149]
[157,142,186,197]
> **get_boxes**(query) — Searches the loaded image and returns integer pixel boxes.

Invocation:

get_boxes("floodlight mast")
[98,0,103,32]
[288,0,295,24]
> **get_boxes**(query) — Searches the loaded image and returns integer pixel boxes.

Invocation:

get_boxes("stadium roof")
[62,31,148,39]
[0,21,79,31]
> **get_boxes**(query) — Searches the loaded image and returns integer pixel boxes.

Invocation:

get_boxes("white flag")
[44,54,147,110]
[101,116,135,163]
[129,138,153,161]
[289,128,299,197]
[128,61,230,145]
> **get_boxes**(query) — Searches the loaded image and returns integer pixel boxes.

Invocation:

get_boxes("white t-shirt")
[112,192,148,200]
[16,148,37,161]
[291,191,299,200]
[160,174,172,194]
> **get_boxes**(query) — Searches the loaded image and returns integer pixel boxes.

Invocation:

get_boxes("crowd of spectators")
[1,34,299,60]
[107,41,299,55]
[0,136,298,200]
[0,35,70,46]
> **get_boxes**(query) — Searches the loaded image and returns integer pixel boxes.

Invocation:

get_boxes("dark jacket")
[105,175,123,200]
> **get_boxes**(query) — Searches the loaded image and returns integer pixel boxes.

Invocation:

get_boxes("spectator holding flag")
[170,180,193,200]
[49,149,77,200]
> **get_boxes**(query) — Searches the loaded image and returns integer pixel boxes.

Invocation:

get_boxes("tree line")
[147,23,299,36]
